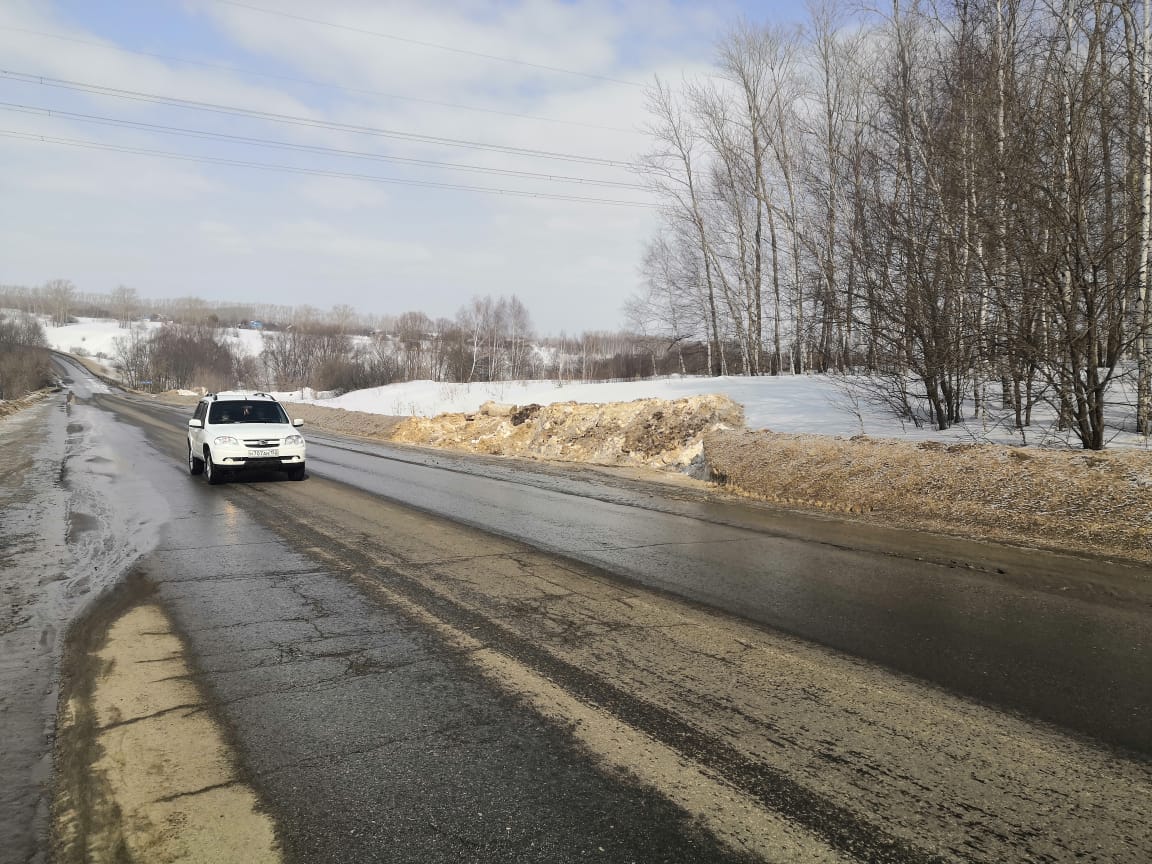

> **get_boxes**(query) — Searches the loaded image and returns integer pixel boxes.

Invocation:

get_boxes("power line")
[0,69,640,168]
[0,128,655,207]
[210,0,645,88]
[0,25,643,134]
[0,101,648,189]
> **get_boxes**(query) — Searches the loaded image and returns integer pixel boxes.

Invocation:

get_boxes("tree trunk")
[1139,0,1152,432]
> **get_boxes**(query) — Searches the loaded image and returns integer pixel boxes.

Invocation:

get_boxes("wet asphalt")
[0,362,167,864]
[0,402,66,864]
[301,434,1152,755]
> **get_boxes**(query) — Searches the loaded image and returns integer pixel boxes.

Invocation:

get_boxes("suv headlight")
[213,435,240,446]
[284,435,304,446]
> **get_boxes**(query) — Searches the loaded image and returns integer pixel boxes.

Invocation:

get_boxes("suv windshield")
[208,401,289,425]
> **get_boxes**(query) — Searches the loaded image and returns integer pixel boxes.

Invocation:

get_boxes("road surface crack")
[98,702,203,732]
[154,780,240,803]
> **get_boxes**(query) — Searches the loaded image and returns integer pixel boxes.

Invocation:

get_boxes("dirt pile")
[704,430,1152,563]
[391,394,745,468]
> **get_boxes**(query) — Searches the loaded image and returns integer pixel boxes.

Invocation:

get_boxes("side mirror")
[188,418,203,428]
[292,418,304,427]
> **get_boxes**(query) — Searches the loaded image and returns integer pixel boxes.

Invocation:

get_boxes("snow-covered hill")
[40,317,265,361]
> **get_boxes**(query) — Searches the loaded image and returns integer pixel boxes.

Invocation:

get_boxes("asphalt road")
[5,359,1152,863]
[113,382,1152,756]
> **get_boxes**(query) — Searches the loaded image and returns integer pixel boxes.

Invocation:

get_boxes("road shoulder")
[52,573,282,864]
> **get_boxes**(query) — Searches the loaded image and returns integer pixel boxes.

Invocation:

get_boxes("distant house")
[248,320,264,330]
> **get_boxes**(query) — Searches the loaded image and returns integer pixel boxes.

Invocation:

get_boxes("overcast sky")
[0,0,804,334]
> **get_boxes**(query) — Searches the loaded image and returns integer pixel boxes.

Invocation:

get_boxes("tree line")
[255,298,667,392]
[0,281,380,334]
[92,294,668,394]
[631,0,1152,449]
[3,278,689,395]
[0,313,52,401]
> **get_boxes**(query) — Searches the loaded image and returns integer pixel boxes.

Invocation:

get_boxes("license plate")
[249,448,279,457]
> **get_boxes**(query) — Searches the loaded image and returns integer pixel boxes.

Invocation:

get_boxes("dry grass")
[704,430,1152,564]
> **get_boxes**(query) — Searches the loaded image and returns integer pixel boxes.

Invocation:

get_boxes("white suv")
[187,391,306,484]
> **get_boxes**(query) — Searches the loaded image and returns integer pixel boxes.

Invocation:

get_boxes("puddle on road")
[0,395,171,864]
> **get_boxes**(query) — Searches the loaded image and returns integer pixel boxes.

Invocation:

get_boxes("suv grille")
[243,438,281,447]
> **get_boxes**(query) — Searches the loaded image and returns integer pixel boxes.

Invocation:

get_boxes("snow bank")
[303,375,847,433]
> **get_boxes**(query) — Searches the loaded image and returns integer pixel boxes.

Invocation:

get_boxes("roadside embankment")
[704,429,1152,565]
[54,576,282,864]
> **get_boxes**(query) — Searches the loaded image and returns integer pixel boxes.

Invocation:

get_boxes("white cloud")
[0,0,734,332]
[292,176,392,210]
[198,219,255,253]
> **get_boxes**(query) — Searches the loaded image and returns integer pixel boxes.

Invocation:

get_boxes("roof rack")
[205,390,276,402]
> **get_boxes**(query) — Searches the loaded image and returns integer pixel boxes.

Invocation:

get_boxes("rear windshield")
[208,401,289,424]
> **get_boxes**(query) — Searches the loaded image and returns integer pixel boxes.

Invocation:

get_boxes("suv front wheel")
[187,444,204,476]
[204,448,225,485]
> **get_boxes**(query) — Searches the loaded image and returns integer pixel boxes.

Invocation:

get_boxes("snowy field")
[285,375,1151,450]
[40,317,155,358]
[35,317,1148,449]
[39,317,267,362]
